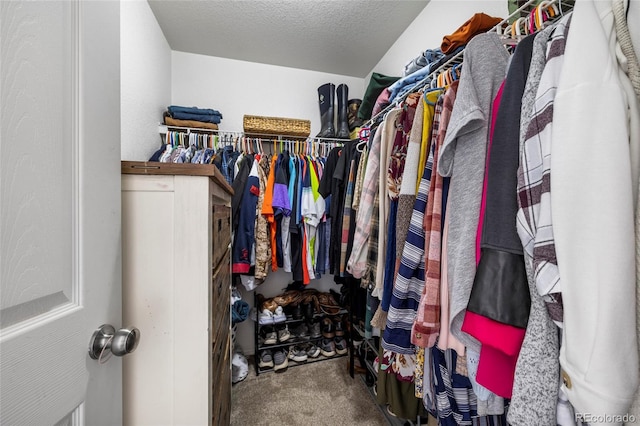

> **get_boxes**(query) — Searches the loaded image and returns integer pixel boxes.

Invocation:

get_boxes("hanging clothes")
[254,155,271,281]
[436,32,509,416]
[232,158,260,275]
[348,127,382,278]
[318,146,343,275]
[552,0,639,417]
[507,20,561,426]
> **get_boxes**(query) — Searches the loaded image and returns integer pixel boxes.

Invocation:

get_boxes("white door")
[1,1,123,424]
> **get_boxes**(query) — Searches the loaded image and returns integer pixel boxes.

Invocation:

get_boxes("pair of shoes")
[258,350,274,368]
[305,343,320,358]
[273,306,286,322]
[315,83,351,139]
[308,319,322,339]
[277,325,291,343]
[334,316,345,337]
[273,348,288,371]
[286,303,303,320]
[322,317,335,338]
[259,306,286,324]
[320,338,336,357]
[261,325,291,344]
[261,326,277,345]
[292,322,309,339]
[334,336,348,355]
[288,345,308,362]
[258,309,274,325]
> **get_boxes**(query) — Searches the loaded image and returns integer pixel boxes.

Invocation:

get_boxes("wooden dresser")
[121,161,232,426]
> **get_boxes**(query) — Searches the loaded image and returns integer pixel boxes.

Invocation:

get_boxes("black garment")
[275,215,283,268]
[231,154,254,232]
[318,147,342,274]
[331,141,359,280]
[467,33,536,328]
[343,149,362,279]
[290,223,303,282]
[289,155,304,281]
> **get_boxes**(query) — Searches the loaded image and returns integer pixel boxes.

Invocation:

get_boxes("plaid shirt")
[339,156,358,276]
[516,17,571,325]
[347,128,381,278]
[362,192,380,290]
[411,92,449,348]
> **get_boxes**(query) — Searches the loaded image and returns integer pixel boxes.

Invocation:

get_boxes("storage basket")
[243,115,311,137]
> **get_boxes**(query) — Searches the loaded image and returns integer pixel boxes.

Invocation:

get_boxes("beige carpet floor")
[231,356,388,426]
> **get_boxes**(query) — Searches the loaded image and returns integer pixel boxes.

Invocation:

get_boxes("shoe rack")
[253,292,349,375]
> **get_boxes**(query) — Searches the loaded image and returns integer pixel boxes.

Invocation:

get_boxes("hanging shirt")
[347,128,381,277]
[437,32,509,354]
[254,156,271,281]
[507,22,561,426]
[232,159,260,274]
[412,83,459,349]
[553,0,639,416]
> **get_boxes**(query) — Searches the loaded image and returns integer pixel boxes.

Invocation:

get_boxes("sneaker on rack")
[292,322,309,339]
[273,348,289,371]
[262,326,277,345]
[334,317,345,337]
[334,336,348,355]
[273,306,286,323]
[322,317,335,338]
[320,338,336,357]
[258,350,274,368]
[258,309,274,325]
[308,319,322,339]
[306,343,321,358]
[288,345,308,362]
[277,325,291,343]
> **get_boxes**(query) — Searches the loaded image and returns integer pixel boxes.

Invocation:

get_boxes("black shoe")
[322,317,335,338]
[303,302,314,321]
[336,84,350,139]
[291,304,303,320]
[292,322,309,339]
[316,83,335,138]
[308,319,322,339]
[334,317,345,337]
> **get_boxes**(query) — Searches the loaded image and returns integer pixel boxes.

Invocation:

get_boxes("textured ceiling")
[147,0,430,77]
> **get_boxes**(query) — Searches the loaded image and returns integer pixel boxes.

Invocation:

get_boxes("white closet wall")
[171,51,366,135]
[121,0,171,161]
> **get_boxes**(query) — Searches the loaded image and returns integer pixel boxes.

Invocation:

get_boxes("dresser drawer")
[212,204,231,269]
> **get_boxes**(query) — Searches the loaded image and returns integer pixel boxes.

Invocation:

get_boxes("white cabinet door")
[0,1,122,424]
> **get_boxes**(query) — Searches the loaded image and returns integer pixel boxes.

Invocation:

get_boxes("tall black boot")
[316,83,335,138]
[336,84,350,139]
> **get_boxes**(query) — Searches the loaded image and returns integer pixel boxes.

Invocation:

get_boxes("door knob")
[89,324,141,361]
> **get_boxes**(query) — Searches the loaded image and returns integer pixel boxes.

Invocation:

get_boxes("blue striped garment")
[381,142,435,354]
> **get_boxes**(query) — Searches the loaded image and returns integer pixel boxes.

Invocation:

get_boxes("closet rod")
[363,0,551,128]
[158,124,348,143]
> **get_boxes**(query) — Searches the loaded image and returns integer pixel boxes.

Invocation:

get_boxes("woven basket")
[243,115,311,137]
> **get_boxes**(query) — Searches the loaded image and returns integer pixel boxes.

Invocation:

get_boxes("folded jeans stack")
[164,105,223,129]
